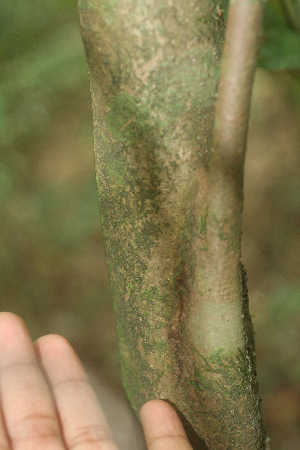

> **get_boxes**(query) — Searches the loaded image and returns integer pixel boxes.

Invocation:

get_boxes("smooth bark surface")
[78,0,267,448]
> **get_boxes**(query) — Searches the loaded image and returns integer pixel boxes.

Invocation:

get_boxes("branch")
[212,0,264,181]
[199,0,265,325]
[192,1,270,447]
[197,0,265,342]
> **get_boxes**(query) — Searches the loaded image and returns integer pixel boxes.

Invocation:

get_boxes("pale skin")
[0,312,192,450]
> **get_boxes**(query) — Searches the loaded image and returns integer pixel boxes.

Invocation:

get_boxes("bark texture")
[78,0,267,448]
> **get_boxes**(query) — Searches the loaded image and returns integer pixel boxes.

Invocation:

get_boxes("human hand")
[0,312,192,449]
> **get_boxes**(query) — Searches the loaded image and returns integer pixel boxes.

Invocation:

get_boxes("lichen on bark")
[78,0,267,448]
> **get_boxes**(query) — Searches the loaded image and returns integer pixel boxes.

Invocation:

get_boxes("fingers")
[0,312,192,450]
[0,312,65,449]
[140,400,193,450]
[0,313,119,450]
[35,334,119,450]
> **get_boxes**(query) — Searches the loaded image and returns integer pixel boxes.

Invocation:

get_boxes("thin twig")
[212,0,264,181]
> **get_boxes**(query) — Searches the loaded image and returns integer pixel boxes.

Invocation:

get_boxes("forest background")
[1,0,300,448]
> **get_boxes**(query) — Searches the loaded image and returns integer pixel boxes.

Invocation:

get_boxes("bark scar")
[120,116,136,131]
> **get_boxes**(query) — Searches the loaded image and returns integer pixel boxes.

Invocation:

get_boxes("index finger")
[140,400,193,450]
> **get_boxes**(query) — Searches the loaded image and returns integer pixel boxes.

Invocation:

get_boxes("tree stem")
[213,0,264,177]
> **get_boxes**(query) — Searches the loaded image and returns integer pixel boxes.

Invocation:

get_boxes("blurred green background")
[1,0,300,448]
[0,0,119,387]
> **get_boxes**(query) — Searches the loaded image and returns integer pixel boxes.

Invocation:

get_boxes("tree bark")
[78,0,267,448]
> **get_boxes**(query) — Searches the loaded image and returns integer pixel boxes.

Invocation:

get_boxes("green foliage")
[0,0,118,384]
[277,0,300,31]
[258,286,300,390]
[0,0,89,147]
[220,0,300,71]
[259,1,300,70]
[0,0,78,61]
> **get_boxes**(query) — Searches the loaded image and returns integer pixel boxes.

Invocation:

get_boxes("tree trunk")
[78,0,268,448]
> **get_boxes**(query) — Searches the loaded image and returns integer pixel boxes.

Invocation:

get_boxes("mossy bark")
[78,0,266,448]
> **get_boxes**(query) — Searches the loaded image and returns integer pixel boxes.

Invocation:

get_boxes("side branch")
[213,0,264,177]
[188,3,267,445]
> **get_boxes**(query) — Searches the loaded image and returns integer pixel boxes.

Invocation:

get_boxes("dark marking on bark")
[169,261,190,384]
[120,116,136,131]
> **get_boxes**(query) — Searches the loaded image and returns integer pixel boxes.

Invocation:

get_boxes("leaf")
[259,2,300,70]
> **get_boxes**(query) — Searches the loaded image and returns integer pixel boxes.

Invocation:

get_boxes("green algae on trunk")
[78,0,267,447]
